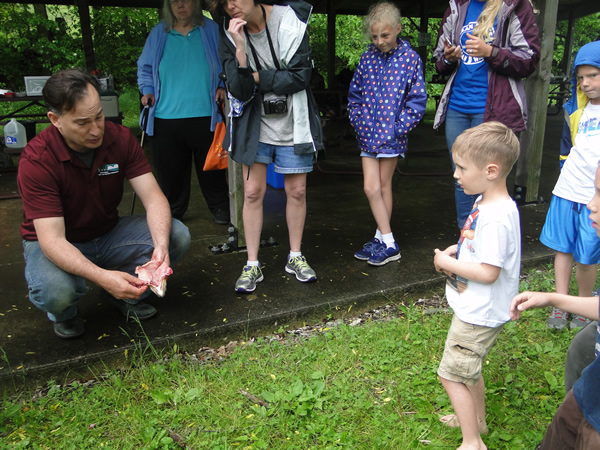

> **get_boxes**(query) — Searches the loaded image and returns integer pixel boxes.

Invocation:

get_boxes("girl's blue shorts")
[540,195,600,265]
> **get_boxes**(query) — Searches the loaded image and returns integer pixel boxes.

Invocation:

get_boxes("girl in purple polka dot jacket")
[347,0,428,266]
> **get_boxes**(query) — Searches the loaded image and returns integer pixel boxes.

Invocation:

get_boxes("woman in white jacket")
[218,0,324,293]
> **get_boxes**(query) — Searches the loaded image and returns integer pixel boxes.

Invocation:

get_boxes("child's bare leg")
[575,262,597,297]
[467,375,488,433]
[547,252,574,328]
[362,157,392,234]
[440,374,489,433]
[440,376,487,450]
[378,157,398,219]
[554,252,574,295]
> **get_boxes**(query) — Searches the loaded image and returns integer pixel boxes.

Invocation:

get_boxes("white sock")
[375,229,383,241]
[246,260,259,267]
[381,232,396,249]
[289,251,302,259]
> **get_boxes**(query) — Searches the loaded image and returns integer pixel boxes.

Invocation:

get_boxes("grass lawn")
[0,265,588,448]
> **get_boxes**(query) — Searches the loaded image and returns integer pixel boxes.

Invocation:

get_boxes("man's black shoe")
[212,208,230,225]
[108,298,157,321]
[53,316,85,339]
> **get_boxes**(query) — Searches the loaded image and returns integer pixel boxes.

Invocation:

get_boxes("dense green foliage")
[0,3,597,125]
[1,4,599,94]
[553,14,600,77]
[0,4,81,90]
[0,4,157,92]
[308,14,444,94]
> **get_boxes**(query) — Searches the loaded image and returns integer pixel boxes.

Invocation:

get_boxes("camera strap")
[244,4,280,72]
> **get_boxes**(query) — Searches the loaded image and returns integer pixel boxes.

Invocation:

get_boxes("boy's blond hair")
[452,121,520,177]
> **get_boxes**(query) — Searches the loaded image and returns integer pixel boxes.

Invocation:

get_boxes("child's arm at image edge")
[510,292,600,321]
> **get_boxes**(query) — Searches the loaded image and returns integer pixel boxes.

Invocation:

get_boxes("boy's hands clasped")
[434,244,458,277]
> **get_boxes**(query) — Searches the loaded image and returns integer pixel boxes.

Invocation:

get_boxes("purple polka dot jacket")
[348,38,427,155]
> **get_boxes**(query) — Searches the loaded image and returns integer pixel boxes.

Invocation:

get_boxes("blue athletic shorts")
[540,195,600,265]
[255,143,313,174]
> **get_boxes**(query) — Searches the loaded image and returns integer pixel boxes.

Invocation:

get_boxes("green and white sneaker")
[285,255,317,283]
[235,265,264,293]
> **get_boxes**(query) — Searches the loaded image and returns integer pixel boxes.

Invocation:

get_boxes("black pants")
[153,117,229,220]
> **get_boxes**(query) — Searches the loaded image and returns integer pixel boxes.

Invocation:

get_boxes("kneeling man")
[17,69,191,339]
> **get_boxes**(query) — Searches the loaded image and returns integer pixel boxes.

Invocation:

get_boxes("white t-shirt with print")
[553,102,600,204]
[445,196,521,328]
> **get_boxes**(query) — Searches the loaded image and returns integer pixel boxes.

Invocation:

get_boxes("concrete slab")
[0,112,560,389]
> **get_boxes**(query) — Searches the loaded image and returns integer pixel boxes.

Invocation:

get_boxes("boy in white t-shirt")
[433,121,521,450]
[541,40,600,330]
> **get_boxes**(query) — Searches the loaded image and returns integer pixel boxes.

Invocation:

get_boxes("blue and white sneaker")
[367,243,401,266]
[354,238,384,261]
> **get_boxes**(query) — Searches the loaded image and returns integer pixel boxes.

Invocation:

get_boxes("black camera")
[263,98,288,115]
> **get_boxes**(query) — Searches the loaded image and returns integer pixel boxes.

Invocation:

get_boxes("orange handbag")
[203,104,228,171]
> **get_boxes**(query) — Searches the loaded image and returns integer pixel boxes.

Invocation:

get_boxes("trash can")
[18,120,36,142]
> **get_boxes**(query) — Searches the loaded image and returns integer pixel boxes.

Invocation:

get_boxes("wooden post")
[514,0,559,203]
[77,0,96,72]
[226,95,245,247]
[228,157,246,248]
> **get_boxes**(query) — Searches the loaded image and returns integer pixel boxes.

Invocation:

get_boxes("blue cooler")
[266,163,284,189]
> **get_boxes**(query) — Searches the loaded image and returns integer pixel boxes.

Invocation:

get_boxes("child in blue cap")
[541,40,600,330]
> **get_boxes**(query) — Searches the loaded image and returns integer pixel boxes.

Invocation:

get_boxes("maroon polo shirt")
[18,121,152,242]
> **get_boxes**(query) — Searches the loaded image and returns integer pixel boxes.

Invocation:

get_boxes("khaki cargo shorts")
[437,315,504,386]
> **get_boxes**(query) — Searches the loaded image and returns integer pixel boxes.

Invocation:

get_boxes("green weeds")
[0,266,589,448]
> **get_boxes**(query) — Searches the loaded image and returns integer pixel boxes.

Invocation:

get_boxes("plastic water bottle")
[4,119,27,148]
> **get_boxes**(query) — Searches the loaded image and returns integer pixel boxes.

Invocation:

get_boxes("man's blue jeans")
[23,215,191,322]
[445,109,484,229]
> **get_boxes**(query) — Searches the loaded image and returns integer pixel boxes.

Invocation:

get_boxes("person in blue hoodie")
[348,0,427,266]
[541,41,600,331]
[137,0,230,224]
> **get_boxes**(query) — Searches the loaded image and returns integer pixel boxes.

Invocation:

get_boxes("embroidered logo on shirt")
[97,163,119,176]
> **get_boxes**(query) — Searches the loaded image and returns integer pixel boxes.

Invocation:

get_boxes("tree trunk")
[77,0,97,72]
[33,4,49,40]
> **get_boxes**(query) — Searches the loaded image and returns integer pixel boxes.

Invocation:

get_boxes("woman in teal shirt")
[138,0,229,224]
